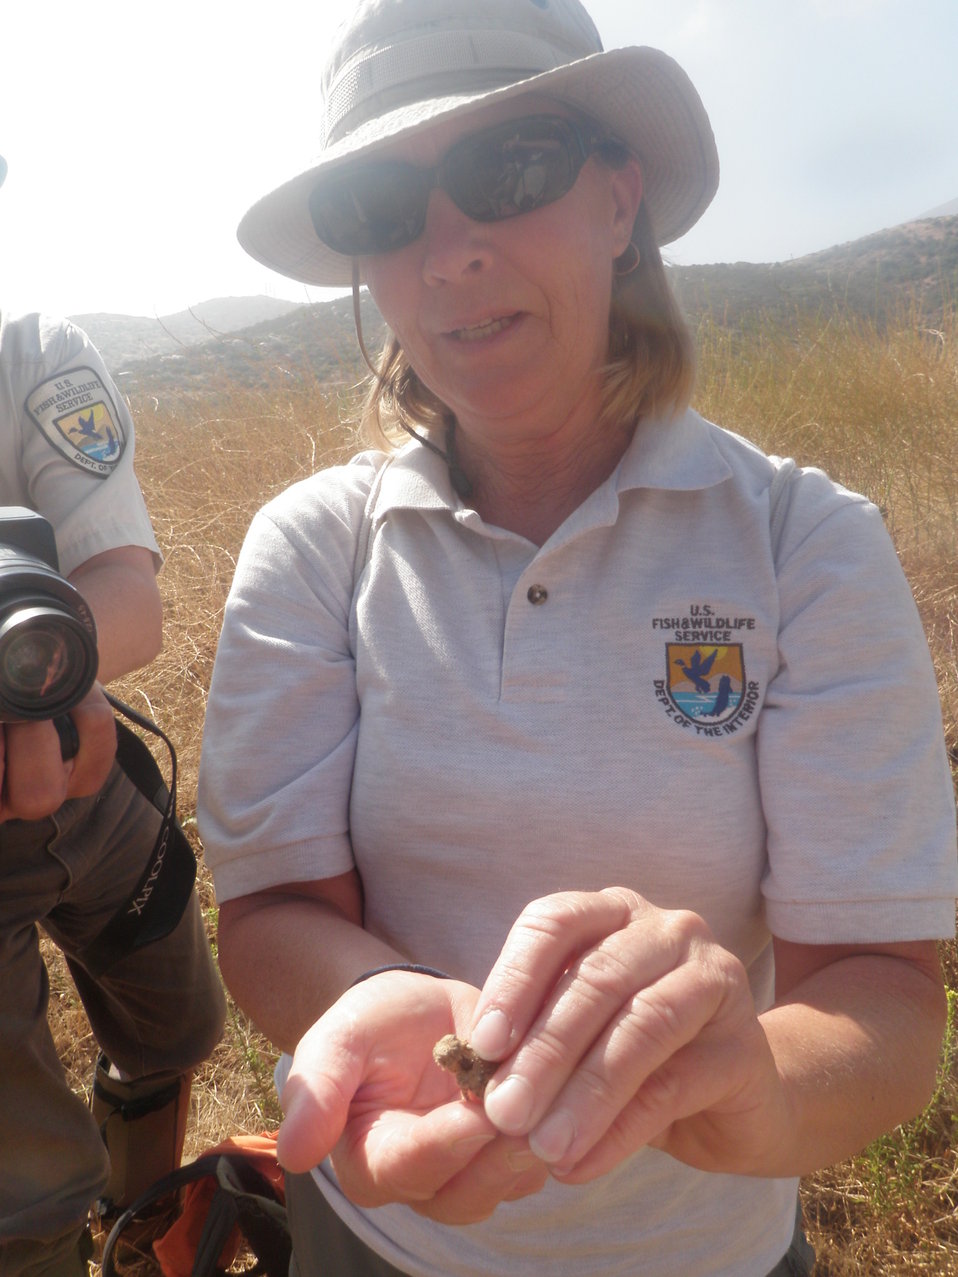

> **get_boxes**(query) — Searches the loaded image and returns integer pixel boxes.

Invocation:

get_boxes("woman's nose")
[420,188,492,283]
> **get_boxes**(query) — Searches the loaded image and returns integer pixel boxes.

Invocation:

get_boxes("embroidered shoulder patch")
[25,366,125,477]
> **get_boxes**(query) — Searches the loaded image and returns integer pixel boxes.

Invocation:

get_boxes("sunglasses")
[308,114,627,258]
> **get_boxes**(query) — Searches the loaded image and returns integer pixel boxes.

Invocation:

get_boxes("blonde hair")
[359,199,695,452]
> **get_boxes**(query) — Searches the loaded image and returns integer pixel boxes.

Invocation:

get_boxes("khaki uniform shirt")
[0,311,158,574]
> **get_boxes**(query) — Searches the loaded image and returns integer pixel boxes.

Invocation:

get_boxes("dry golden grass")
[43,303,957,1274]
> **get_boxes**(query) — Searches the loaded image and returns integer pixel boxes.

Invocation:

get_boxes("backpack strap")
[199,1158,290,1277]
[100,1155,222,1277]
[100,1152,290,1277]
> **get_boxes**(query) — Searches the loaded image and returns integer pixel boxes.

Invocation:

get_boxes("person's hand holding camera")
[0,509,162,822]
[0,683,117,822]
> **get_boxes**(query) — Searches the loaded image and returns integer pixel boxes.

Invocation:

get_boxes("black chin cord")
[444,418,473,498]
[351,264,472,499]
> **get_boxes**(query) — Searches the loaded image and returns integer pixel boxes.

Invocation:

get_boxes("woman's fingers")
[478,891,709,1125]
[335,1101,546,1222]
[484,918,734,1142]
[470,888,642,1060]
[474,888,773,1179]
[410,1138,550,1223]
[552,1001,783,1184]
[332,1097,495,1204]
[541,967,776,1180]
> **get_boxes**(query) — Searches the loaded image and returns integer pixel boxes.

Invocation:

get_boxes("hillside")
[75,214,958,395]
[669,215,958,331]
[71,295,304,367]
[108,292,384,400]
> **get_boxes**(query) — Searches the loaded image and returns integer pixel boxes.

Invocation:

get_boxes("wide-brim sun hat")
[238,0,719,288]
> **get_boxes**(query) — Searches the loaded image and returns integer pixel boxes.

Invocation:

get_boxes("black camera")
[0,507,98,721]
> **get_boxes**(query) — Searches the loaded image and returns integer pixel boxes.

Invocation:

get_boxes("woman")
[197,1,958,1274]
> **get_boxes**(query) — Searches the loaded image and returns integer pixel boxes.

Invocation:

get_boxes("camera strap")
[76,694,198,978]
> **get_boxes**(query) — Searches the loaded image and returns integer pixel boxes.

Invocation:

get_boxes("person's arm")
[0,545,162,820]
[217,871,400,1054]
[69,543,162,683]
[753,936,945,1174]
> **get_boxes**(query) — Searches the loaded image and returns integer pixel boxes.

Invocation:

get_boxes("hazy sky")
[1,0,955,318]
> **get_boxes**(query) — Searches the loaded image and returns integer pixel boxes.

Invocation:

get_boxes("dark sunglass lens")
[309,163,427,255]
[444,118,581,222]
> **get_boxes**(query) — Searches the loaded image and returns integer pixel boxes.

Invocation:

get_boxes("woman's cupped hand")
[276,969,549,1223]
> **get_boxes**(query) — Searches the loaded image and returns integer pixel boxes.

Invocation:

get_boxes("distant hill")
[921,196,958,218]
[77,214,958,398]
[100,293,383,398]
[70,296,304,367]
[669,215,958,332]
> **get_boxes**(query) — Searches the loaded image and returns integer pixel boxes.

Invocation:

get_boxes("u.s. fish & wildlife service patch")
[25,366,125,477]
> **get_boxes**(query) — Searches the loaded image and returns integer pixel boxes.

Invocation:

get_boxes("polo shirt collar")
[616,408,732,494]
[376,439,455,513]
[372,408,732,519]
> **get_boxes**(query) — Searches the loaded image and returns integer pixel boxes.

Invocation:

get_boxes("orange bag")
[101,1132,288,1277]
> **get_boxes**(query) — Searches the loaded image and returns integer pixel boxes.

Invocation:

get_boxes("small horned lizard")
[432,1034,496,1100]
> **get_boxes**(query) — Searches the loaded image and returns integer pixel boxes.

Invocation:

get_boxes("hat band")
[324,29,595,145]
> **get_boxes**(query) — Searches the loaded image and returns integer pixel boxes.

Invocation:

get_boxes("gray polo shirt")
[199,407,957,1276]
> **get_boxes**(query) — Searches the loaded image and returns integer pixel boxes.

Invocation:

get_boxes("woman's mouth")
[451,314,518,342]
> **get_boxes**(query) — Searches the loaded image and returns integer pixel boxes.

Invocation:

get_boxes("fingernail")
[528,1110,576,1165]
[483,1074,535,1134]
[470,1008,511,1059]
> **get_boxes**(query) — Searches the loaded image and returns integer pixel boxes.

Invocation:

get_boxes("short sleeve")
[197,453,388,903]
[6,313,159,574]
[759,467,957,942]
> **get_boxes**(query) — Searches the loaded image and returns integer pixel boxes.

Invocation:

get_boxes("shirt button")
[527,584,548,605]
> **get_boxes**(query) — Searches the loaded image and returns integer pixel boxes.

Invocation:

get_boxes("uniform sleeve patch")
[25,366,126,477]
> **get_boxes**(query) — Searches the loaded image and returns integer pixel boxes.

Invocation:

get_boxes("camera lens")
[0,605,98,719]
[0,512,99,721]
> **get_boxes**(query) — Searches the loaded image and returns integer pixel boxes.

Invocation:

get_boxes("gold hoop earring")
[613,242,640,277]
